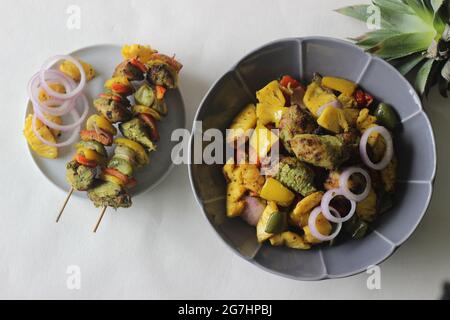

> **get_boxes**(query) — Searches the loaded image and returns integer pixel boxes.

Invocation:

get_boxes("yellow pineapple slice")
[23,114,58,159]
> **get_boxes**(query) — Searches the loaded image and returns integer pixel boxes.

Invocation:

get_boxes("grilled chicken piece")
[145,53,182,89]
[66,160,96,191]
[279,105,317,153]
[88,181,132,209]
[119,118,156,151]
[113,60,145,81]
[290,134,349,170]
[336,129,360,164]
[94,95,131,123]
[146,63,177,88]
[324,170,366,192]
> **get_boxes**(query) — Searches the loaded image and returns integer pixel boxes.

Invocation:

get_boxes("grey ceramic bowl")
[188,37,436,280]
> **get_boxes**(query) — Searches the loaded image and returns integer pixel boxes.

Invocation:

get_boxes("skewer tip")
[56,187,74,223]
[92,206,107,233]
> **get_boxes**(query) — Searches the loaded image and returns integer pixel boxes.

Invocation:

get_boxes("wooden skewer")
[56,187,74,223]
[92,206,107,233]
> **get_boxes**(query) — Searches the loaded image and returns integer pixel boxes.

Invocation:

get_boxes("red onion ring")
[29,71,77,116]
[359,125,393,170]
[308,206,342,242]
[339,167,371,202]
[321,188,356,223]
[39,55,86,100]
[316,100,342,117]
[32,93,89,131]
[31,113,80,148]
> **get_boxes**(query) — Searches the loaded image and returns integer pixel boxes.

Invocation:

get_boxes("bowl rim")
[188,36,437,281]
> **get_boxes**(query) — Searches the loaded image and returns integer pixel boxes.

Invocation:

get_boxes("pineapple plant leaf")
[337,0,450,98]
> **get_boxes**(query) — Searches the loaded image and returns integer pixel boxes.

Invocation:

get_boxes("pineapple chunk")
[338,93,358,109]
[256,80,285,107]
[269,231,311,250]
[357,108,387,161]
[342,108,360,127]
[357,108,377,132]
[255,80,287,126]
[356,188,377,222]
[227,104,256,143]
[381,158,397,193]
[290,191,323,227]
[248,125,279,160]
[23,115,58,159]
[240,163,265,194]
[224,162,247,217]
[321,76,357,96]
[303,213,332,244]
[317,106,349,133]
[121,44,156,63]
[38,82,66,102]
[226,181,246,217]
[59,59,95,82]
[256,103,288,127]
[223,158,236,182]
[303,81,337,116]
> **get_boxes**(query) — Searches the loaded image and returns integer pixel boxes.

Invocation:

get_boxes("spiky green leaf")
[370,32,435,59]
[373,0,414,14]
[354,29,402,49]
[335,5,371,22]
[415,58,435,95]
[432,1,448,36]
[430,0,444,13]
[394,53,426,75]
[404,0,434,23]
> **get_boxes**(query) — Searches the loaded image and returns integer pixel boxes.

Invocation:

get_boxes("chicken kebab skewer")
[57,53,182,232]
[56,58,143,222]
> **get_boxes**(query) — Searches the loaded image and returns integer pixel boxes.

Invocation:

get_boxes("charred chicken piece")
[279,105,317,153]
[290,134,349,170]
[145,53,182,89]
[66,160,96,191]
[113,59,146,81]
[119,117,156,151]
[87,181,132,209]
[94,94,132,123]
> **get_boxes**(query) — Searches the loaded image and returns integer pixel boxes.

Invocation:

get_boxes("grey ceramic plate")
[188,37,436,280]
[26,44,185,197]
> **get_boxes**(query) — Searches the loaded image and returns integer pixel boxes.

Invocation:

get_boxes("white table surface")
[1,0,449,300]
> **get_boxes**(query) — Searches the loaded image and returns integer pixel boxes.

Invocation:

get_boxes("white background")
[0,0,449,299]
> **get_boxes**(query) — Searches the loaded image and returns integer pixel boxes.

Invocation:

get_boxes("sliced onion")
[308,206,342,242]
[359,125,393,170]
[31,113,80,148]
[241,196,265,226]
[339,167,371,202]
[316,100,342,117]
[321,188,356,223]
[28,56,89,148]
[28,70,77,116]
[39,55,86,100]
[32,93,89,131]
